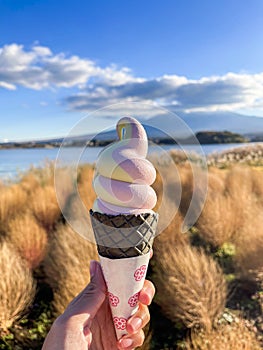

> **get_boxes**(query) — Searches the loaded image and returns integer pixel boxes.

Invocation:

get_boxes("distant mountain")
[146,111,263,138]
[62,111,263,144]
[1,111,262,149]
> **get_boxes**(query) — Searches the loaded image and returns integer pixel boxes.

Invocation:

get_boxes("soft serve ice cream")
[92,116,157,215]
[89,117,159,340]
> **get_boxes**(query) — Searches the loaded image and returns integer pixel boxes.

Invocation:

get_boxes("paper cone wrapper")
[100,252,151,339]
[89,210,159,339]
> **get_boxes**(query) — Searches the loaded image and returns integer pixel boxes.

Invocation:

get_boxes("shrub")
[19,171,40,193]
[153,243,227,331]
[29,185,61,232]
[233,215,263,283]
[197,165,263,247]
[0,185,27,233]
[196,192,237,247]
[153,211,189,249]
[251,168,263,206]
[0,241,35,331]
[185,319,262,350]
[224,166,259,222]
[178,164,208,230]
[7,213,48,269]
[43,223,98,315]
[77,165,96,212]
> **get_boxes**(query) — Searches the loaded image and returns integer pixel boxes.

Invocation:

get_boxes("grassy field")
[0,144,262,349]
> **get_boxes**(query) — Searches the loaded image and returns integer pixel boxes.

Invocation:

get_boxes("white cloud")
[1,43,263,115]
[65,72,263,114]
[32,45,52,57]
[0,43,136,90]
[0,81,16,90]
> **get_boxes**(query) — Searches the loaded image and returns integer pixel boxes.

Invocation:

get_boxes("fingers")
[118,329,145,350]
[117,278,155,349]
[139,279,155,305]
[126,303,150,334]
[58,261,107,325]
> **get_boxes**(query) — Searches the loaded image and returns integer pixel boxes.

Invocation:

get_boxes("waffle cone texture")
[90,210,159,259]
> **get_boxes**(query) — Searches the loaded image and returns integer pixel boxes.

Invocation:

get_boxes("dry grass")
[233,218,263,283]
[28,162,56,187]
[153,243,227,331]
[185,319,262,350]
[0,149,262,348]
[54,167,75,211]
[177,164,208,229]
[43,223,98,315]
[77,165,96,211]
[196,165,263,247]
[196,192,237,247]
[19,171,41,193]
[151,162,184,235]
[207,143,263,167]
[224,166,260,222]
[7,213,48,269]
[29,185,61,232]
[0,185,27,233]
[0,241,35,331]
[153,210,189,248]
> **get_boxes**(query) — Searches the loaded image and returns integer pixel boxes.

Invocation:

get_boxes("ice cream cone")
[90,209,158,339]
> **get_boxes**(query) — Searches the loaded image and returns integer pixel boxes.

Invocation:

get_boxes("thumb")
[82,260,107,319]
[62,260,107,323]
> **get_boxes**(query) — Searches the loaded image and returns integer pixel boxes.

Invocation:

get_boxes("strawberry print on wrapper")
[113,317,127,330]
[134,265,147,281]
[128,292,139,307]
[108,292,120,307]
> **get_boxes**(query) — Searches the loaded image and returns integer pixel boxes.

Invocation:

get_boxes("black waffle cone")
[90,210,159,259]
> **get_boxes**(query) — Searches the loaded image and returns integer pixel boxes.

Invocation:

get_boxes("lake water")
[0,143,253,181]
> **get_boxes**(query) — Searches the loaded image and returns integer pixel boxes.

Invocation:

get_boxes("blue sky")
[1,0,263,140]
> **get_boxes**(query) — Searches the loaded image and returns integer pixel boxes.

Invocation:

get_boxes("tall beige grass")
[224,166,259,222]
[0,241,35,331]
[19,171,41,193]
[43,223,98,315]
[251,168,263,206]
[196,192,237,246]
[153,243,227,331]
[233,216,263,283]
[196,168,236,246]
[185,319,262,350]
[29,185,61,231]
[177,164,208,230]
[54,167,75,210]
[78,175,96,212]
[197,165,263,247]
[0,185,27,233]
[7,213,48,269]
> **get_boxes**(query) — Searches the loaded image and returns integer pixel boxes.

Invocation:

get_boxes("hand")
[42,260,155,350]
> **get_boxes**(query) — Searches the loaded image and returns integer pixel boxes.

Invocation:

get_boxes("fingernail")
[130,317,142,331]
[120,338,133,348]
[90,260,97,278]
[144,285,154,302]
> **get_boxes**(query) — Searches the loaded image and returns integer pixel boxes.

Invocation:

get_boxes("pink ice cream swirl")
[92,117,157,215]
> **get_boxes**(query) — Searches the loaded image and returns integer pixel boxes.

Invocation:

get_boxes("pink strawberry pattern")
[108,292,120,307]
[113,316,127,330]
[128,292,139,307]
[134,265,147,281]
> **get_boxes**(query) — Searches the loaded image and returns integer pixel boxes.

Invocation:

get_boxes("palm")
[90,298,117,350]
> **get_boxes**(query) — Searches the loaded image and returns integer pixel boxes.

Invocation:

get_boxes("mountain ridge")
[1,111,263,146]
